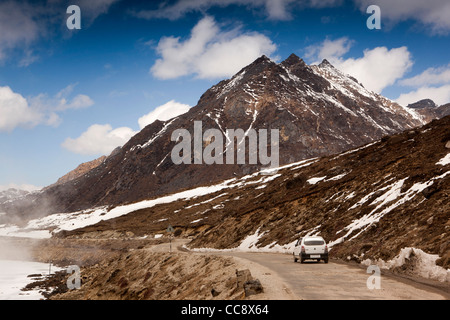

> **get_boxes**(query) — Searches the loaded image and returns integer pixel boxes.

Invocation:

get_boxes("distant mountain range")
[0,189,31,207]
[1,54,449,222]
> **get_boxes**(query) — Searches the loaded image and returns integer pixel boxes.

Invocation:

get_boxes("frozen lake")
[0,259,54,300]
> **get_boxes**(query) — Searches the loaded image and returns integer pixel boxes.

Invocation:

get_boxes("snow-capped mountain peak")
[1,54,448,219]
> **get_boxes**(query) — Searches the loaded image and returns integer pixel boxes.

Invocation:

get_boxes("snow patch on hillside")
[307,176,326,185]
[362,247,449,283]
[189,228,297,254]
[436,153,450,166]
[0,260,64,300]
[330,171,449,247]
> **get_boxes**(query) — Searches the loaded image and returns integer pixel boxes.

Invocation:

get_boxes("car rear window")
[304,240,325,246]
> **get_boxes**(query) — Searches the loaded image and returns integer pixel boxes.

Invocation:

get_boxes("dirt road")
[6,236,446,300]
[219,252,448,300]
[155,239,448,300]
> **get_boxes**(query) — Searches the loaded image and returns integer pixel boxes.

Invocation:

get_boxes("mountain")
[407,99,437,109]
[407,99,450,122]
[1,54,448,220]
[5,115,449,277]
[0,188,38,224]
[51,115,450,273]
[0,189,30,206]
[48,156,107,188]
[435,103,450,118]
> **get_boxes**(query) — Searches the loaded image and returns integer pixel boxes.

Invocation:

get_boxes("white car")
[293,236,329,263]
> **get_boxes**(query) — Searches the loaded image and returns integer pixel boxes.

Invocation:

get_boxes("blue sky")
[0,0,449,190]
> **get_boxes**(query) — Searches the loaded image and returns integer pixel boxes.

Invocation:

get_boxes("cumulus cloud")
[133,0,297,21]
[29,84,94,113]
[76,0,121,23]
[0,0,120,65]
[62,124,137,156]
[395,64,450,106]
[18,49,39,67]
[354,0,450,34]
[307,38,448,104]
[395,85,450,107]
[151,16,277,80]
[133,0,345,21]
[336,46,413,93]
[399,64,450,87]
[0,86,42,132]
[63,100,190,155]
[0,183,42,192]
[138,100,191,129]
[28,84,94,128]
[306,37,413,93]
[305,37,354,64]
[0,84,94,132]
[133,0,448,33]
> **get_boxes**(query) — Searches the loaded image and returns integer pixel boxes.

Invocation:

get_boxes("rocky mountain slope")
[408,99,450,122]
[36,115,447,275]
[4,116,448,279]
[408,99,437,109]
[436,103,450,118]
[0,189,30,207]
[50,156,106,187]
[2,54,448,221]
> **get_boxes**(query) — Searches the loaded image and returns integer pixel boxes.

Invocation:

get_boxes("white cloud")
[62,124,137,156]
[138,100,191,129]
[0,183,42,192]
[133,0,344,21]
[306,38,447,106]
[30,84,94,112]
[306,38,413,93]
[395,63,450,106]
[335,47,413,93]
[263,0,296,20]
[395,85,450,107]
[0,84,94,132]
[63,100,191,155]
[354,0,450,34]
[399,64,450,87]
[63,94,95,110]
[0,2,40,63]
[0,1,120,65]
[0,86,42,132]
[135,0,450,33]
[305,37,353,64]
[151,16,277,80]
